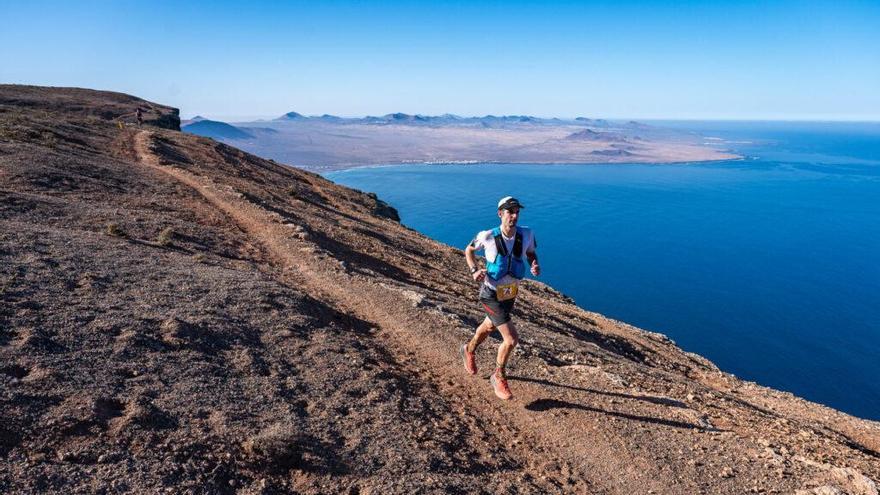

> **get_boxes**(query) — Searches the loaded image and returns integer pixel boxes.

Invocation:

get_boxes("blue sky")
[2,0,878,121]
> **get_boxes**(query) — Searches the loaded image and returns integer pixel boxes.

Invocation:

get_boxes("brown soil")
[1,84,878,494]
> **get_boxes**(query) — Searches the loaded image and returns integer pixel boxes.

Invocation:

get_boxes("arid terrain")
[181,114,739,170]
[1,85,878,494]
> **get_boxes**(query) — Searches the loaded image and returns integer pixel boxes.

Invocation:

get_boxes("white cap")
[497,196,524,210]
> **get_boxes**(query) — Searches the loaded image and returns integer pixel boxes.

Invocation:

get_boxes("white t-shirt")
[470,227,537,289]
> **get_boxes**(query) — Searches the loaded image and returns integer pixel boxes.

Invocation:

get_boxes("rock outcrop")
[1,85,878,494]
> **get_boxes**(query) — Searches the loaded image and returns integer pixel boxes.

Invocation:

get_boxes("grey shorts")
[479,284,516,327]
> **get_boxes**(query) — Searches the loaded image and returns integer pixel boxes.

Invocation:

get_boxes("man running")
[461,196,540,400]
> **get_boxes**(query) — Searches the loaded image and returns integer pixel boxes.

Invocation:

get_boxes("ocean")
[325,121,880,421]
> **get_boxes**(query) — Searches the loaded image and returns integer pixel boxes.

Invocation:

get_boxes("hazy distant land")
[182,113,740,170]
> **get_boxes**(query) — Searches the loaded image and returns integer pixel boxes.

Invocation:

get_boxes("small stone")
[720,466,735,478]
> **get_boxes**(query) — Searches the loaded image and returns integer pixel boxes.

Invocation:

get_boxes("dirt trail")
[132,130,690,493]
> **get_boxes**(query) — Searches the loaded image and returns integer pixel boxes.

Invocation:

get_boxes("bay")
[326,121,880,420]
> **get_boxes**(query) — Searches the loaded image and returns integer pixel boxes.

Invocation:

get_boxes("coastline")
[206,118,743,171]
[311,153,745,173]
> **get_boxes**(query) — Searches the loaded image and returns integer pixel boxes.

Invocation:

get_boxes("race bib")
[496,283,519,301]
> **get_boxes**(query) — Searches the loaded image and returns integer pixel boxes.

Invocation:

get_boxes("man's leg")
[494,321,519,375]
[461,317,493,375]
[467,316,494,353]
[490,320,518,400]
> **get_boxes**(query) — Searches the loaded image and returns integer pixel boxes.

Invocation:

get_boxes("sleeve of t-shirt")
[469,231,489,252]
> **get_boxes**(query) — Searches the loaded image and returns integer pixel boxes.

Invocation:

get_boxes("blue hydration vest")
[486,227,526,280]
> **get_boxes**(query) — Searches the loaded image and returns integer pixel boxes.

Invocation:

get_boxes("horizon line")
[192,113,880,125]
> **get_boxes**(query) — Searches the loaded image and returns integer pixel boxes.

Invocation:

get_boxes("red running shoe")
[460,343,477,375]
[490,369,512,400]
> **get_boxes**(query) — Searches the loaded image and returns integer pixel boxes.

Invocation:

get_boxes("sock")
[495,365,506,378]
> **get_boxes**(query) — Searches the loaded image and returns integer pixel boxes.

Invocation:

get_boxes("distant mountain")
[565,129,627,142]
[261,111,604,126]
[317,114,343,122]
[575,117,610,127]
[383,113,424,122]
[182,119,253,140]
[360,113,471,125]
[276,111,306,121]
[480,115,538,123]
[180,115,207,126]
[625,120,652,130]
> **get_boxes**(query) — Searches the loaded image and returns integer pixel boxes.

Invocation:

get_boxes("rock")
[764,447,784,464]
[830,467,878,495]
[795,487,845,495]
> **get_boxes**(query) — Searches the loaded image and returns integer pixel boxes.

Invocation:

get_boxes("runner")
[461,196,540,400]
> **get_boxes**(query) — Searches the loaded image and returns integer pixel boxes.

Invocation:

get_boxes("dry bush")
[105,223,125,237]
[156,227,174,246]
[241,423,302,472]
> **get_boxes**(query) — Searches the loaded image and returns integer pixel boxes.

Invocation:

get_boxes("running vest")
[486,227,526,280]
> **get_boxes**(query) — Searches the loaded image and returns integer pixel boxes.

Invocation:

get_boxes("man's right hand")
[472,269,487,282]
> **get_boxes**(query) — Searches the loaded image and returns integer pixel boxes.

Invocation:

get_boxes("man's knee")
[498,323,518,347]
[508,325,519,347]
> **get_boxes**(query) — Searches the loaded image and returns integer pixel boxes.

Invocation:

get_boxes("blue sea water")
[325,121,880,421]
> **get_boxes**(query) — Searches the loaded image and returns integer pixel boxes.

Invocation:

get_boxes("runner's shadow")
[509,375,688,408]
[523,398,703,431]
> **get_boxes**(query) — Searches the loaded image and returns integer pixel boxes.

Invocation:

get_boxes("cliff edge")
[1,85,878,494]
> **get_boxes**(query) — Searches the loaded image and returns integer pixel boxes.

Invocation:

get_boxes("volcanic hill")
[1,85,878,494]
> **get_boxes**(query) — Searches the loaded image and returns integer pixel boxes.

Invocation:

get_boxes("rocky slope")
[1,85,878,494]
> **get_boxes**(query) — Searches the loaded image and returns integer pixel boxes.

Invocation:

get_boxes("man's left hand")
[531,261,541,276]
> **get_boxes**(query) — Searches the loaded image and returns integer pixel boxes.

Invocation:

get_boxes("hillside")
[1,85,878,494]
